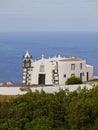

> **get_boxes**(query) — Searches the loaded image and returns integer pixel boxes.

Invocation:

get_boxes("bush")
[65,76,83,85]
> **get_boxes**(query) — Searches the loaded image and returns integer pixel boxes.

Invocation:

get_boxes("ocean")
[0,31,98,84]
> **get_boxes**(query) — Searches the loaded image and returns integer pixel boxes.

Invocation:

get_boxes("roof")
[60,58,82,62]
[24,51,31,58]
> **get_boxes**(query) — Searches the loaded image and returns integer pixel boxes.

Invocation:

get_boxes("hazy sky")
[0,0,98,32]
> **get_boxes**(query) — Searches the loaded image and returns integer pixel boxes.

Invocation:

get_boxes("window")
[24,60,26,67]
[28,60,31,67]
[64,74,66,78]
[80,73,82,79]
[71,64,75,70]
[40,65,45,72]
[71,74,75,77]
[24,59,31,68]
[80,63,82,69]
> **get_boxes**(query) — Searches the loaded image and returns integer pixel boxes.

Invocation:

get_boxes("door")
[38,74,45,85]
[87,72,89,81]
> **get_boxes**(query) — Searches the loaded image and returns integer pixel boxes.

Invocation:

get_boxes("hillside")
[0,85,98,130]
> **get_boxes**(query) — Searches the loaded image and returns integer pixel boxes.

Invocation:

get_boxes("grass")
[0,95,19,102]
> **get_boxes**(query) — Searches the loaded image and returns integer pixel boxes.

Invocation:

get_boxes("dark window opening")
[87,72,89,81]
[71,64,75,70]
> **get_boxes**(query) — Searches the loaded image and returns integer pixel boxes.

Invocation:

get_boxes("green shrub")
[65,76,83,85]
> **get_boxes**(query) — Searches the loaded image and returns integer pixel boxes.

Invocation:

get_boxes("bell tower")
[23,51,32,68]
[22,51,33,86]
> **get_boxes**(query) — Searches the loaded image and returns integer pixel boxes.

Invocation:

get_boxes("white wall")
[31,59,53,85]
[25,57,94,86]
[86,65,94,80]
[58,60,88,85]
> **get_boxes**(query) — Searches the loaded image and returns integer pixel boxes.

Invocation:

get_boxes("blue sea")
[0,31,98,84]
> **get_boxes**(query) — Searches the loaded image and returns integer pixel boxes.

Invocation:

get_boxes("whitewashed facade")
[22,51,94,86]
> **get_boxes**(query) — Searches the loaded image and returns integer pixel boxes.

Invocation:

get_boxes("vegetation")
[0,85,98,130]
[66,76,83,85]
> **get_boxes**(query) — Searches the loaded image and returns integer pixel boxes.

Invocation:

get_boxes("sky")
[0,0,98,32]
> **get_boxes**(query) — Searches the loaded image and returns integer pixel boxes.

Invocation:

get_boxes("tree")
[65,76,83,85]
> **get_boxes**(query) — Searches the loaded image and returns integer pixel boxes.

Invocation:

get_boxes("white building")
[22,51,94,86]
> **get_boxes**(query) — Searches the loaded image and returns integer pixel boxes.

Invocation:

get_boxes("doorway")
[87,72,89,81]
[38,74,45,85]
